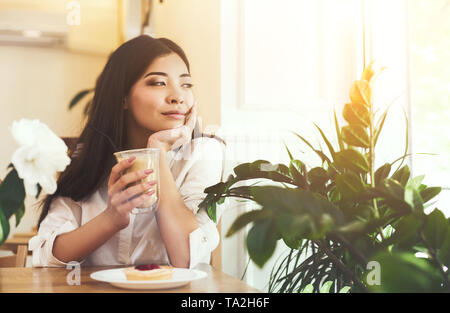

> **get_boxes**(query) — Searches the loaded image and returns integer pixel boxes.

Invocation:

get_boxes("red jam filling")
[135,264,161,271]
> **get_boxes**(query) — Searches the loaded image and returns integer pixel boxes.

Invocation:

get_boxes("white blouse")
[28,136,227,269]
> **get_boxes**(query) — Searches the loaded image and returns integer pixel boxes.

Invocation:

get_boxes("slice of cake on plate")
[123,264,174,281]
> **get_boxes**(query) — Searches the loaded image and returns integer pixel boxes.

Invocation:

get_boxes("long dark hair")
[38,35,225,228]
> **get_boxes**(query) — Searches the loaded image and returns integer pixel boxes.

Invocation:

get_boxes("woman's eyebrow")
[144,72,191,78]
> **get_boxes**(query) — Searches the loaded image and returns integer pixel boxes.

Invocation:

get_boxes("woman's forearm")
[52,210,120,263]
[155,149,199,268]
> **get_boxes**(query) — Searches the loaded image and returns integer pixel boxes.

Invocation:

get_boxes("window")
[408,0,450,214]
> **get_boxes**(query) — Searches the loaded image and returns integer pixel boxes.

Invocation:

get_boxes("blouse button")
[202,236,208,243]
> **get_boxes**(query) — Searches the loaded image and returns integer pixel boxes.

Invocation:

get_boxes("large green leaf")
[0,207,10,246]
[374,163,391,186]
[420,187,441,204]
[343,102,370,128]
[226,209,273,237]
[0,168,26,220]
[404,176,425,211]
[247,218,279,268]
[341,125,370,148]
[370,179,412,214]
[334,149,370,174]
[233,160,294,185]
[437,226,450,267]
[392,165,410,187]
[423,209,448,250]
[249,186,315,215]
[276,213,314,249]
[368,251,443,292]
[307,167,329,186]
[206,201,216,223]
[335,172,366,200]
[289,159,307,188]
[68,88,94,110]
[386,214,423,249]
[14,202,25,227]
[204,181,228,194]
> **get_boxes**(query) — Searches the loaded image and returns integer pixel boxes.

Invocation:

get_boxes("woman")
[29,35,226,269]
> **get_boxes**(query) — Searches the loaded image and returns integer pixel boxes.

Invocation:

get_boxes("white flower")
[10,119,71,197]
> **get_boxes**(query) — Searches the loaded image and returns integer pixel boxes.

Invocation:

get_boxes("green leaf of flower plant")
[246,219,279,268]
[226,209,272,237]
[368,251,442,293]
[437,226,450,267]
[420,187,441,204]
[423,209,448,250]
[0,168,26,220]
[339,286,351,293]
[276,213,314,249]
[14,202,25,227]
[320,281,334,293]
[207,201,217,223]
[0,207,10,246]
[341,125,370,148]
[335,172,366,200]
[392,165,410,187]
[300,284,314,293]
[334,149,370,174]
[343,102,370,128]
[374,163,391,186]
[68,89,93,110]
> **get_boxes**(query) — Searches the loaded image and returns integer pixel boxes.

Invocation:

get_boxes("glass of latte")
[113,148,160,214]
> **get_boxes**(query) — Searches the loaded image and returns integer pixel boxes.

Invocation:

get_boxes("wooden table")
[0,263,261,293]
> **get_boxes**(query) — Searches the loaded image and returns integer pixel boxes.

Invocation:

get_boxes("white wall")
[148,0,222,129]
[0,45,106,234]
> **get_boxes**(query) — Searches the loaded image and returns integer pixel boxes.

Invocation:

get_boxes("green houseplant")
[199,62,449,293]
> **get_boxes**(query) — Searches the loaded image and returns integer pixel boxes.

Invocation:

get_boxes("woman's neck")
[125,114,154,150]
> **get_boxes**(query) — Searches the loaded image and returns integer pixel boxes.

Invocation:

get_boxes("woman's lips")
[162,113,185,120]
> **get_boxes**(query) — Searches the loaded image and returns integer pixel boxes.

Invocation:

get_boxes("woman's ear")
[123,97,129,110]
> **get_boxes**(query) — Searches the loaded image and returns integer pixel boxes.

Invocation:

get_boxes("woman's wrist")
[102,208,129,231]
[147,136,169,152]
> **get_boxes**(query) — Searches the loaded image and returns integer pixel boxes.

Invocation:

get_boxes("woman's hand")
[104,156,157,230]
[147,102,197,152]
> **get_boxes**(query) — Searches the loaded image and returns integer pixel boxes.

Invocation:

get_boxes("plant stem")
[369,112,379,219]
[314,240,368,292]
[328,234,368,266]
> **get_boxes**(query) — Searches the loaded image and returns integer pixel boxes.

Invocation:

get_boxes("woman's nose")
[167,94,184,104]
[170,96,184,104]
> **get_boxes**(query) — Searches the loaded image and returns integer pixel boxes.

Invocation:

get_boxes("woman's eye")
[182,83,194,88]
[148,81,166,86]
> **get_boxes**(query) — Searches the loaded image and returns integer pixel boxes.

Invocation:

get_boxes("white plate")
[90,267,208,290]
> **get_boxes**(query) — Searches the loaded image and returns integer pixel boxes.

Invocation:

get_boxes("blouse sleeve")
[178,138,227,269]
[28,196,82,267]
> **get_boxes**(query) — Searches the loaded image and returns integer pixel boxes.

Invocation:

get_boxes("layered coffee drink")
[114,148,160,213]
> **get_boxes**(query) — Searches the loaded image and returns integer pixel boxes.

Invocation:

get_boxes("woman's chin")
[159,121,184,130]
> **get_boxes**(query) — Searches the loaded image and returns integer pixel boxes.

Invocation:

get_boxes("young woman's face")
[126,53,195,133]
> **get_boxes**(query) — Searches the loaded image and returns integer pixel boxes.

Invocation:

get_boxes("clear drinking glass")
[113,148,160,214]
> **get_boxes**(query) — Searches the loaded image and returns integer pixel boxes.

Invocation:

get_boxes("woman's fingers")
[119,189,156,213]
[108,156,136,187]
[108,168,154,197]
[185,102,197,131]
[111,179,157,206]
